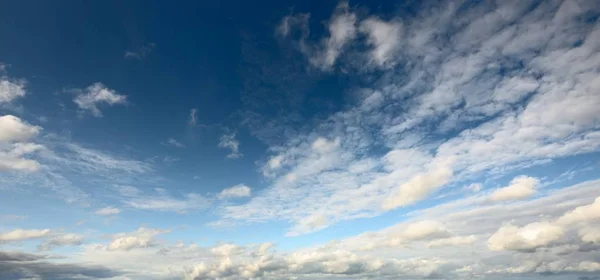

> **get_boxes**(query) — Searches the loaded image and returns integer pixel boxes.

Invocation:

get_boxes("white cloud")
[0,229,50,243]
[359,17,403,67]
[489,176,540,201]
[217,184,251,200]
[0,78,26,104]
[0,115,43,172]
[37,233,83,251]
[556,196,600,225]
[383,157,454,210]
[218,132,242,159]
[107,228,169,251]
[488,222,565,252]
[95,207,120,216]
[72,83,127,117]
[0,115,41,142]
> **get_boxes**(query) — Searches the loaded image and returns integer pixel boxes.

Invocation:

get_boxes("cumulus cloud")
[0,115,44,172]
[95,206,120,216]
[217,184,251,200]
[489,176,540,201]
[0,228,50,243]
[107,227,169,251]
[72,83,127,117]
[218,132,242,159]
[488,222,565,252]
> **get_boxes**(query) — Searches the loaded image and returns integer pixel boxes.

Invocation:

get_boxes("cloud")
[72,83,127,117]
[189,108,198,126]
[426,235,476,248]
[106,227,169,251]
[0,77,26,104]
[0,250,122,279]
[37,233,83,251]
[279,2,357,70]
[95,206,120,216]
[359,17,403,67]
[225,0,600,234]
[0,228,50,243]
[556,196,600,226]
[119,186,210,213]
[488,222,565,252]
[489,176,540,201]
[0,214,27,222]
[164,137,186,148]
[217,184,251,199]
[0,115,43,172]
[218,132,242,159]
[0,115,41,142]
[124,43,156,60]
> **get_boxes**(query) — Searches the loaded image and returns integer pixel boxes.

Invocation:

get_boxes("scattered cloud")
[118,186,210,213]
[0,77,26,104]
[0,115,43,172]
[163,137,185,148]
[217,184,251,200]
[218,132,242,159]
[0,228,50,243]
[95,206,120,216]
[72,83,127,117]
[0,215,27,222]
[37,233,83,251]
[106,227,169,251]
[489,176,540,201]
[124,43,156,60]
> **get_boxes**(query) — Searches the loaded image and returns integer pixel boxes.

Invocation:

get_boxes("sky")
[1,0,600,279]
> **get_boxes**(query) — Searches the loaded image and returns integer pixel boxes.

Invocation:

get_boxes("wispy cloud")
[124,43,156,60]
[218,132,242,159]
[188,108,198,126]
[162,137,185,148]
[117,186,210,213]
[217,184,251,200]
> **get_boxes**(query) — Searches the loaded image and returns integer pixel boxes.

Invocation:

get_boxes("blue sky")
[1,0,600,279]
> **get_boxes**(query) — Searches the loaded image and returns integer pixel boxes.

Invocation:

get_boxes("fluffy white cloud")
[488,222,565,252]
[0,115,43,172]
[72,83,126,117]
[37,233,83,251]
[489,176,540,201]
[0,115,41,142]
[107,228,169,251]
[95,206,120,216]
[217,184,251,199]
[0,229,50,243]
[218,132,242,159]
[556,196,600,225]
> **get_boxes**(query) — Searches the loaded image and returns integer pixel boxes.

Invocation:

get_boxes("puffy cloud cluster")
[0,115,43,172]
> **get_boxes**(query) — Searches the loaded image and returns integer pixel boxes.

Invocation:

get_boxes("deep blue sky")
[1,0,600,279]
